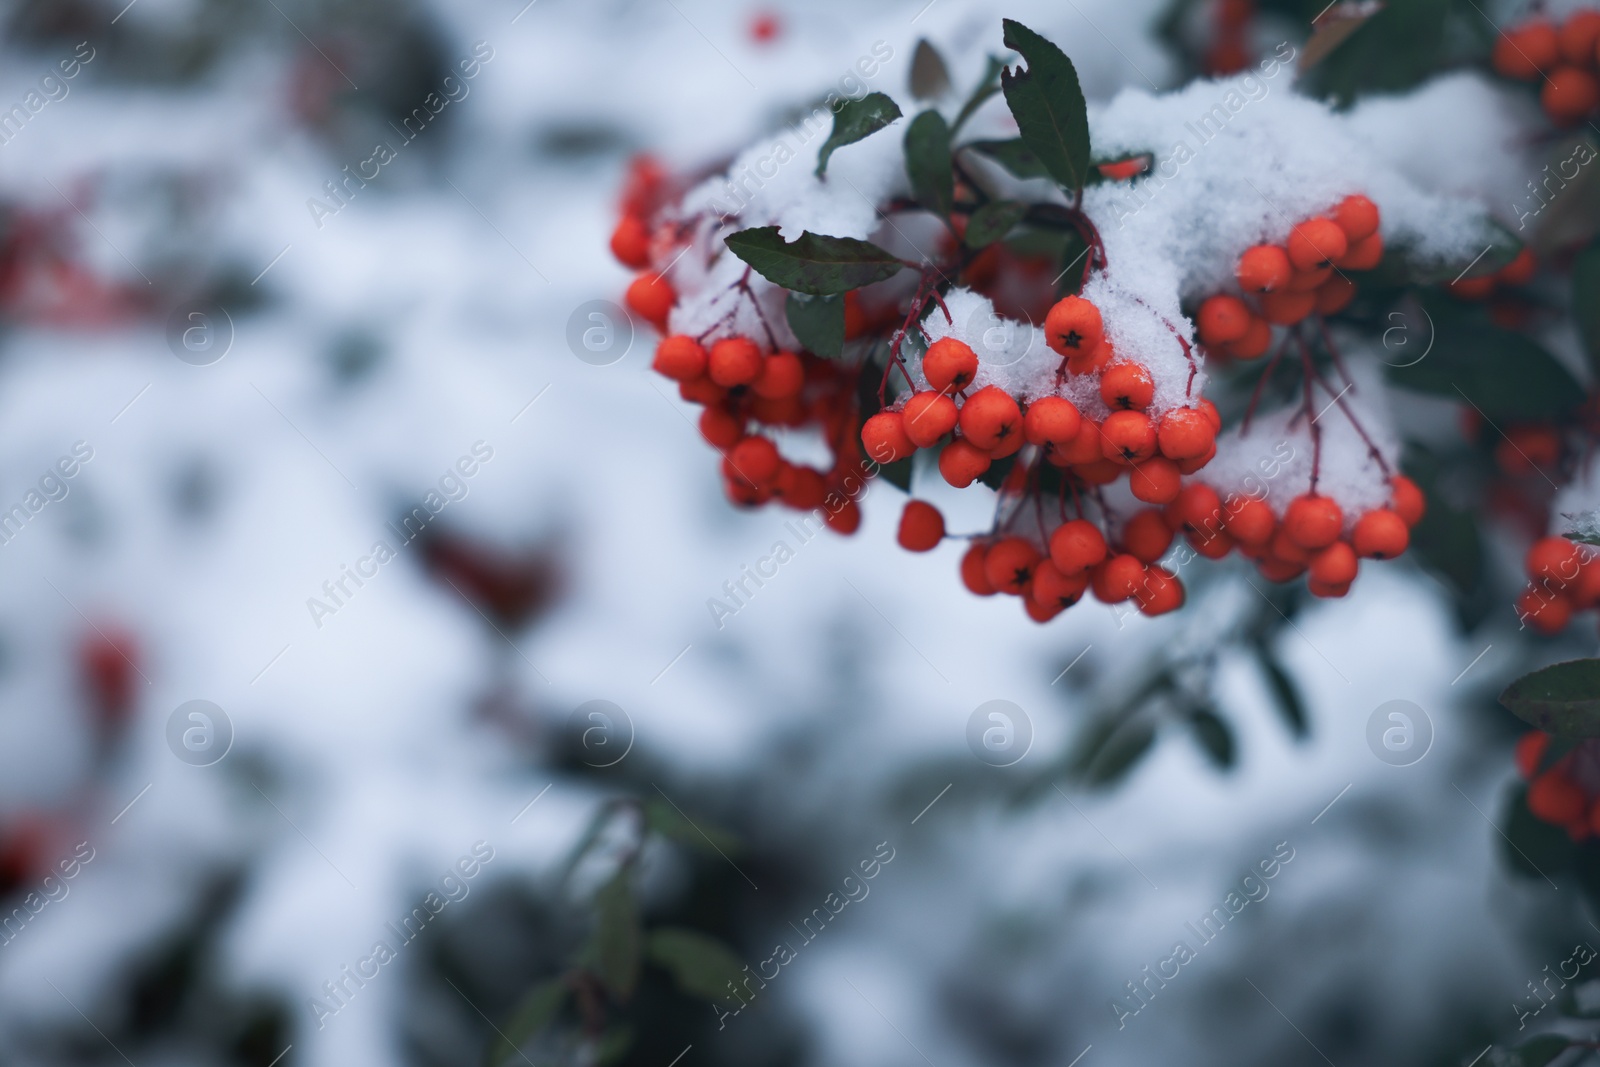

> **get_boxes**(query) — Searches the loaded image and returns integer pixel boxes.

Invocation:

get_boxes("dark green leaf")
[647,928,747,1002]
[816,92,903,177]
[999,20,1092,194]
[785,292,846,358]
[1386,292,1581,421]
[1308,0,1453,103]
[1255,647,1308,739]
[1188,709,1235,769]
[1573,240,1600,380]
[1538,736,1579,776]
[951,56,1005,134]
[1501,659,1600,737]
[643,798,741,855]
[595,1025,634,1066]
[1501,784,1576,881]
[1506,1034,1578,1067]
[487,980,566,1067]
[589,874,641,1000]
[725,227,905,296]
[877,457,912,492]
[965,201,1028,249]
[963,139,1050,181]
[905,110,954,218]
[977,453,1018,491]
[1079,720,1157,788]
[909,39,951,100]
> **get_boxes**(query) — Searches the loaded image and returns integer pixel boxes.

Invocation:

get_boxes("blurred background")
[0,0,1584,1065]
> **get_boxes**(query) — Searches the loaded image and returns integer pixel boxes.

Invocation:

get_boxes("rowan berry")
[1496,424,1562,475]
[1050,519,1108,574]
[1307,576,1351,599]
[1288,218,1348,271]
[679,377,726,406]
[939,439,992,488]
[1258,558,1306,582]
[1527,535,1584,584]
[1101,363,1155,410]
[725,476,770,508]
[1258,289,1316,325]
[1158,407,1217,460]
[1067,340,1114,375]
[653,335,707,381]
[708,337,763,387]
[1075,458,1124,485]
[610,215,652,268]
[699,407,743,449]
[902,391,960,447]
[727,436,781,486]
[958,386,1023,450]
[1091,553,1145,603]
[1025,594,1065,623]
[1100,410,1158,464]
[1351,509,1409,559]
[1309,541,1358,585]
[1197,294,1252,345]
[1515,730,1551,779]
[1269,525,1312,564]
[1517,588,1572,634]
[824,497,862,534]
[1573,558,1600,608]
[1175,443,1218,475]
[782,467,827,509]
[1284,494,1344,549]
[1044,295,1104,356]
[1189,527,1235,559]
[1223,496,1275,545]
[1499,248,1537,286]
[1059,418,1105,464]
[1023,396,1082,448]
[1390,475,1425,526]
[1236,245,1292,293]
[843,291,868,339]
[1335,233,1383,271]
[1286,265,1333,292]
[1528,769,1587,825]
[1561,10,1600,63]
[753,351,805,398]
[990,428,1026,460]
[1226,316,1273,359]
[1124,508,1174,563]
[1032,559,1090,610]
[1135,565,1185,615]
[923,338,980,394]
[1198,398,1222,432]
[1129,456,1182,504]
[1333,195,1380,243]
[1314,277,1357,316]
[751,395,806,426]
[898,500,946,552]
[961,542,997,596]
[625,272,675,332]
[984,537,1042,595]
[1448,274,1495,300]
[1543,66,1600,124]
[1492,21,1559,79]
[861,411,915,464]
[1166,483,1224,537]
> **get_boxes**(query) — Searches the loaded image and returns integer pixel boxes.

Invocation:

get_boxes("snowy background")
[0,0,1584,1065]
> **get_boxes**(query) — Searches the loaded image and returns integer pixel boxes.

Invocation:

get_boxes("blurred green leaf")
[951,55,1004,134]
[647,927,747,1002]
[1500,784,1575,882]
[910,39,952,99]
[966,201,1029,248]
[1308,0,1452,102]
[643,798,741,855]
[1573,240,1600,381]
[786,292,845,359]
[816,93,903,177]
[1188,709,1235,769]
[1505,1034,1577,1067]
[725,227,904,296]
[1076,719,1157,788]
[1254,646,1309,739]
[589,874,641,1000]
[999,20,1091,194]
[595,1024,634,1065]
[963,139,1050,180]
[905,110,954,218]
[1501,660,1600,737]
[487,979,566,1067]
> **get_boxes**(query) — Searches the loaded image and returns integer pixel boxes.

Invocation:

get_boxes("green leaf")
[1501,660,1600,737]
[785,292,845,358]
[1506,1034,1578,1067]
[963,139,1050,180]
[977,453,1018,491]
[724,227,905,296]
[1188,709,1235,769]
[594,1025,634,1066]
[643,798,741,855]
[1078,720,1157,788]
[904,110,954,218]
[1386,292,1582,421]
[909,39,951,100]
[1574,240,1600,381]
[951,56,1004,135]
[589,874,641,1000]
[1254,647,1308,739]
[965,201,1028,249]
[487,979,567,1067]
[1501,783,1576,881]
[1308,0,1453,103]
[999,19,1092,195]
[646,928,747,1002]
[877,457,912,492]
[816,92,903,177]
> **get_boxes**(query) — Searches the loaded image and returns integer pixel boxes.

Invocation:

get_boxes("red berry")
[1226,317,1273,359]
[862,411,916,464]
[824,497,862,534]
[1100,410,1159,464]
[1560,10,1600,64]
[1309,541,1358,585]
[898,500,946,552]
[1515,731,1551,779]
[753,351,805,398]
[957,386,1023,451]
[939,439,992,488]
[1066,340,1113,375]
[708,337,763,387]
[1135,565,1185,615]
[610,215,652,268]
[1197,295,1252,345]
[1023,396,1082,448]
[1542,66,1600,124]
[1129,457,1182,504]
[1157,407,1216,460]
[923,338,980,394]
[699,407,743,448]
[1031,560,1090,611]
[1307,576,1351,599]
[1517,588,1572,634]
[1496,425,1562,476]
[1314,277,1357,316]
[902,391,960,448]
[625,273,676,332]
[680,378,726,406]
[1286,265,1333,293]
[1224,496,1275,545]
[1527,536,1584,584]
[1288,218,1348,271]
[1124,508,1174,563]
[653,335,707,381]
[1390,475,1425,526]
[1352,509,1409,559]
[727,436,781,486]
[961,543,997,596]
[1493,20,1559,79]
[1100,363,1154,410]
[1059,418,1104,464]
[1528,770,1587,825]
[1336,232,1383,271]
[1090,554,1144,603]
[1236,245,1292,293]
[1333,195,1380,243]
[1449,274,1496,301]
[1075,457,1123,485]
[1499,248,1537,286]
[984,537,1042,595]
[1050,519,1109,574]
[1044,296,1104,356]
[1258,289,1315,325]
[1284,494,1344,550]
[1166,484,1224,538]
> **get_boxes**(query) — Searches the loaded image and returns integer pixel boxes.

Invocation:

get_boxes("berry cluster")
[1516,535,1600,635]
[1203,0,1256,75]
[1492,9,1600,125]
[1516,731,1600,839]
[1445,247,1536,302]
[1195,194,1382,358]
